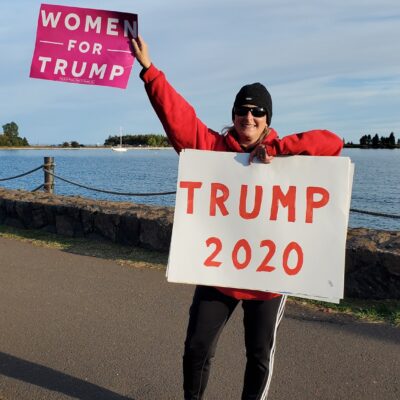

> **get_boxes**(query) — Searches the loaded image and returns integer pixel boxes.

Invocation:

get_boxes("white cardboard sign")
[167,150,354,303]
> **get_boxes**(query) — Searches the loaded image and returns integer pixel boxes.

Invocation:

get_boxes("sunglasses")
[234,106,267,118]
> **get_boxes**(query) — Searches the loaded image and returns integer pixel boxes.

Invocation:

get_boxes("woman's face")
[233,104,268,149]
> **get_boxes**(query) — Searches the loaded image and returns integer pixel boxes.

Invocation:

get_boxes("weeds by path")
[1,224,399,327]
[290,298,400,327]
[0,224,167,270]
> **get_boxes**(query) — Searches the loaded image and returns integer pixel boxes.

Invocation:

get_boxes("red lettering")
[204,237,222,267]
[282,242,303,275]
[179,181,202,214]
[270,186,296,222]
[232,239,252,269]
[239,185,263,219]
[210,183,229,216]
[256,240,276,272]
[203,237,305,277]
[306,187,330,223]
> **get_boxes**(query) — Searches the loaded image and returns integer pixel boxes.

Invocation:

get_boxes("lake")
[0,148,399,231]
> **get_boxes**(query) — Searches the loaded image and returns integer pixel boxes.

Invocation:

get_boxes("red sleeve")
[265,129,343,156]
[140,64,221,152]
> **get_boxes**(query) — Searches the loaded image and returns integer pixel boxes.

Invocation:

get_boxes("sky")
[1,0,399,145]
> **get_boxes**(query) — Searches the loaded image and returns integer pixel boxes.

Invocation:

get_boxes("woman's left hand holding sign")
[249,145,274,164]
[131,35,152,69]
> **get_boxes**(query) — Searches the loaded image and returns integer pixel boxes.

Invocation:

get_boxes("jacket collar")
[224,128,278,153]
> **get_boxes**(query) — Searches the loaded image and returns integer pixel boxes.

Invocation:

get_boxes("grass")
[0,224,168,270]
[290,298,400,327]
[1,224,399,327]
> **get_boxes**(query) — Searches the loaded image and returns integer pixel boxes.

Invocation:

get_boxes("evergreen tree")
[372,134,380,147]
[389,132,396,146]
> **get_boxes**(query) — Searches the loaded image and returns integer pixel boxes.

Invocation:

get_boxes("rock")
[15,201,33,227]
[0,188,399,299]
[80,209,95,235]
[140,215,173,252]
[55,214,75,237]
[31,205,48,228]
[94,212,120,242]
[117,214,140,246]
[345,228,400,299]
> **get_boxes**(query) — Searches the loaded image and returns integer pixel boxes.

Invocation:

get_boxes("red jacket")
[141,64,343,300]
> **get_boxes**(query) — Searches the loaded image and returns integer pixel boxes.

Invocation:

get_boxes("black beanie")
[232,82,272,125]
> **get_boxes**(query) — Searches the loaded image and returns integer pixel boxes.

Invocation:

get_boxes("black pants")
[183,286,286,400]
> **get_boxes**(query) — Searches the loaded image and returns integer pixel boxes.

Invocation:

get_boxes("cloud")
[1,0,399,144]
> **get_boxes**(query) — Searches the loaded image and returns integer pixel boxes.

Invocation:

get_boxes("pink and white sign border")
[30,3,138,89]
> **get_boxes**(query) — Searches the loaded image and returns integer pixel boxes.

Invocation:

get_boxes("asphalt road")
[0,237,399,400]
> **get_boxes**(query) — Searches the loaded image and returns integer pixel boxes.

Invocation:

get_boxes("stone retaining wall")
[0,188,399,300]
[0,188,173,252]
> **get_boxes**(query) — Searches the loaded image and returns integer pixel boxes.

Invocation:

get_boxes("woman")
[132,36,343,400]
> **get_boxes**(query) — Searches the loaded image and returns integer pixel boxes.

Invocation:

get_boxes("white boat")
[112,127,127,152]
[112,146,127,152]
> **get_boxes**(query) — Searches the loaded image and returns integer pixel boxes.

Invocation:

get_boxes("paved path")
[0,237,399,400]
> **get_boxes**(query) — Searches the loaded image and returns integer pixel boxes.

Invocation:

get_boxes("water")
[0,148,399,231]
[341,148,399,231]
[0,148,179,206]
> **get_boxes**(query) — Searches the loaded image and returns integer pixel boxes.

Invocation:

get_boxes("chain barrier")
[0,165,43,181]
[0,163,399,218]
[350,208,400,220]
[31,184,44,192]
[42,169,176,196]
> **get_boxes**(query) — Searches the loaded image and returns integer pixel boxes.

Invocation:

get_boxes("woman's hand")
[131,35,152,69]
[249,145,274,164]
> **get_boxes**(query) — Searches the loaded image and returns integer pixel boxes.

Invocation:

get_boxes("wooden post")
[43,157,55,193]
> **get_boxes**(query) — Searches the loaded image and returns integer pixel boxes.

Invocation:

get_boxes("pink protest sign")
[30,3,138,89]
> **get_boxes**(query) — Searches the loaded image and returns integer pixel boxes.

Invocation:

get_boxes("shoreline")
[343,145,400,149]
[2,146,399,151]
[0,146,173,151]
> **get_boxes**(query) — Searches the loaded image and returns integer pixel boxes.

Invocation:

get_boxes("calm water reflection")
[1,148,399,230]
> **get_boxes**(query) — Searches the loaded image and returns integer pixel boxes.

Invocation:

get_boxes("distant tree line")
[360,132,396,147]
[60,141,82,148]
[345,132,399,148]
[0,122,29,147]
[104,134,170,147]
